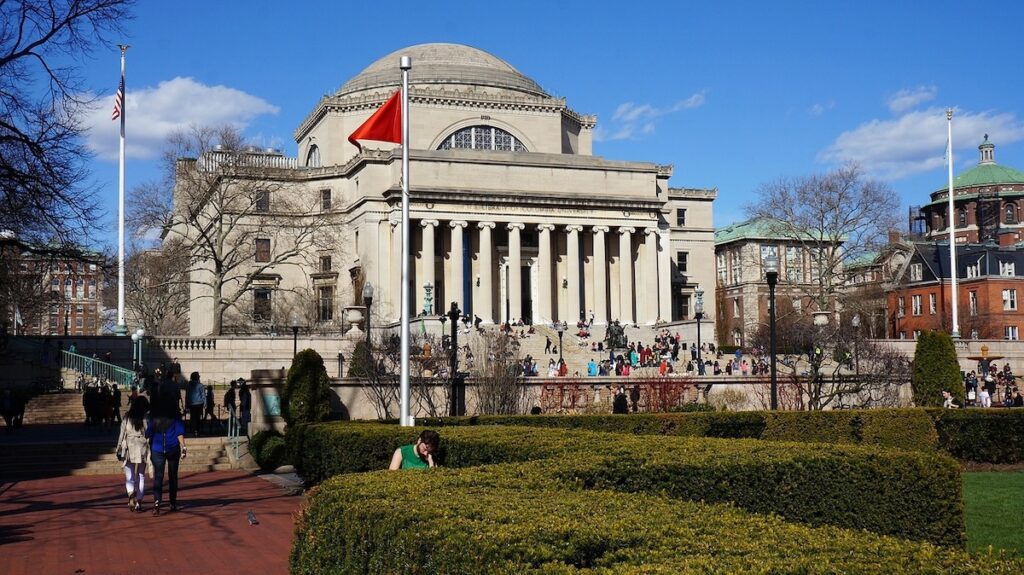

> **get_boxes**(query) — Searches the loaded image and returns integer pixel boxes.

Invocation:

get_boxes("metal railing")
[227,410,240,461]
[60,350,135,388]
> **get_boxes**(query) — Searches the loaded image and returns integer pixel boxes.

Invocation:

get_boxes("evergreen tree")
[282,349,332,427]
[911,331,963,407]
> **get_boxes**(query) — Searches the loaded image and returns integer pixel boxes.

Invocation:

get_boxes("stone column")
[618,227,635,324]
[537,224,556,323]
[592,226,609,325]
[420,220,438,312]
[643,228,659,325]
[565,225,583,324]
[477,222,496,323]
[449,221,468,311]
[507,223,524,323]
[658,230,672,324]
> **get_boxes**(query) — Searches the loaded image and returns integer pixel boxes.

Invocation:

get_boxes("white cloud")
[81,77,280,161]
[886,86,937,114]
[595,91,707,142]
[809,100,835,116]
[819,107,1024,180]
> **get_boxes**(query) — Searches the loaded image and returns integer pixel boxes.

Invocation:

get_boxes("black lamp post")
[765,253,779,410]
[447,302,463,416]
[694,288,704,375]
[290,313,300,358]
[851,313,861,379]
[554,321,566,364]
[362,283,374,350]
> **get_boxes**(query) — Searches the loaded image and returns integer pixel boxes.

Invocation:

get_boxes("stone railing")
[153,337,218,351]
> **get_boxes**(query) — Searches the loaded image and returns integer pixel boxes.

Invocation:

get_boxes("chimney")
[888,231,902,244]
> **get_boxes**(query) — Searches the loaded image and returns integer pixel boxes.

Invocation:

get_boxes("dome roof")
[338,43,548,98]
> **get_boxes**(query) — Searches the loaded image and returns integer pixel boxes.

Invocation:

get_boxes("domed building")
[172,44,716,336]
[918,136,1024,245]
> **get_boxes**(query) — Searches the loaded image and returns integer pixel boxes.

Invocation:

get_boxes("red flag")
[348,90,402,151]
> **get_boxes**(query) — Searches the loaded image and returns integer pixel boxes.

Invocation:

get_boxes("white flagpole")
[116,44,129,336]
[399,56,412,426]
[946,108,960,339]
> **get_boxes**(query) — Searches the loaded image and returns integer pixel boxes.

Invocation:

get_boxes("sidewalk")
[0,471,303,575]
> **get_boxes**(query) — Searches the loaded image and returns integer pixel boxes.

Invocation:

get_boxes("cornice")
[383,187,665,212]
[669,187,718,200]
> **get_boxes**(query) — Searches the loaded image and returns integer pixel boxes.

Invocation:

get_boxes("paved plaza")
[0,471,302,575]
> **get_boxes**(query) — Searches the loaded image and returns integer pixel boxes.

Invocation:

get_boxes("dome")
[338,43,548,98]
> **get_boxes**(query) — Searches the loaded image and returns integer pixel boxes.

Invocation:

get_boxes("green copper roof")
[933,163,1024,194]
[715,218,790,245]
[845,251,879,269]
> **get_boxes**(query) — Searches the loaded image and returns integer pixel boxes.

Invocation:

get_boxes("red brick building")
[887,242,1023,340]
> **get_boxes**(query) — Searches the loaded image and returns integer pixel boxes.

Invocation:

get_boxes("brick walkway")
[0,471,303,575]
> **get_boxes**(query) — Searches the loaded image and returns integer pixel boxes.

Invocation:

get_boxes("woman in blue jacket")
[146,413,187,515]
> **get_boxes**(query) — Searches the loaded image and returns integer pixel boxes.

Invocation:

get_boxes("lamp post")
[694,288,704,376]
[764,252,779,410]
[290,313,300,359]
[851,314,861,379]
[447,302,463,416]
[362,283,374,350]
[554,321,566,364]
[131,327,145,370]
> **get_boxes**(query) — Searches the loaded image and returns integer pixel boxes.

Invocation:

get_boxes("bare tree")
[123,242,189,335]
[747,163,900,314]
[471,331,526,415]
[0,0,133,245]
[131,126,335,335]
[351,330,443,419]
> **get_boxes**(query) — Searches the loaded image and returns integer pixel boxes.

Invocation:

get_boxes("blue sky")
[72,0,1024,249]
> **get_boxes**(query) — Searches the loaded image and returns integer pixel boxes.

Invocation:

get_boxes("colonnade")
[396,219,673,326]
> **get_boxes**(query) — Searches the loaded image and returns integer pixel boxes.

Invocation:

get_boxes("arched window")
[437,125,527,152]
[1005,203,1017,225]
[305,144,321,168]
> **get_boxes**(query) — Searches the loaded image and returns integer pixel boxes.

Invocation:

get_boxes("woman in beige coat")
[116,396,152,512]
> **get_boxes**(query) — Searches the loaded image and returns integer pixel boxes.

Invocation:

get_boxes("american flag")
[111,76,124,121]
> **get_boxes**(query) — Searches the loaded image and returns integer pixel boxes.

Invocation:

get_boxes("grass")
[963,471,1024,557]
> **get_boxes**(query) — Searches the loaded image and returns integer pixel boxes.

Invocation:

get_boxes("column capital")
[477,221,496,230]
[593,226,610,233]
[420,219,439,228]
[449,220,469,229]
[537,224,556,232]
[619,226,636,234]
[565,225,584,233]
[506,222,526,231]
[643,227,660,236]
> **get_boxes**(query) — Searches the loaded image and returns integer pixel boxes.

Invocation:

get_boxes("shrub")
[347,340,373,377]
[912,331,963,407]
[291,461,1021,574]
[292,423,965,546]
[927,408,1024,463]
[250,429,289,471]
[281,349,332,427]
[857,409,939,452]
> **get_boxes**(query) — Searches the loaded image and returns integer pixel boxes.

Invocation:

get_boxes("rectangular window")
[255,239,271,263]
[929,293,936,314]
[320,255,332,273]
[51,278,59,291]
[733,299,741,318]
[75,317,83,329]
[730,252,742,285]
[1003,289,1017,311]
[716,253,727,285]
[785,246,802,283]
[898,297,905,316]
[680,295,690,319]
[89,279,97,299]
[969,291,978,315]
[999,261,1015,276]
[676,209,686,227]
[255,190,270,212]
[253,289,272,322]
[792,297,802,312]
[912,330,922,340]
[912,295,922,315]
[318,286,334,322]
[910,263,923,282]
[1006,326,1019,341]
[49,317,58,330]
[321,189,332,211]
[676,251,688,274]
[967,261,980,278]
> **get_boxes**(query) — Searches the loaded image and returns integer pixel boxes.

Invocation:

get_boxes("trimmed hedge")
[290,423,965,546]
[417,408,941,453]
[292,464,1023,574]
[250,429,288,471]
[926,408,1024,464]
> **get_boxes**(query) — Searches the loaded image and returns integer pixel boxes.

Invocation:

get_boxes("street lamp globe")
[131,333,138,342]
[362,282,375,303]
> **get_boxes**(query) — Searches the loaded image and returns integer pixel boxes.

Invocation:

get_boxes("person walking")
[204,385,219,434]
[185,372,205,437]
[238,380,252,438]
[146,410,186,515]
[224,379,238,422]
[116,397,151,512]
[111,384,122,424]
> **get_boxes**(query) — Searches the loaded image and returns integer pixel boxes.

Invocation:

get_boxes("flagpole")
[946,108,960,340]
[399,55,412,426]
[115,44,129,336]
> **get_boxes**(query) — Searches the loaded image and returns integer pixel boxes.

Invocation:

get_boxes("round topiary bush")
[911,331,963,407]
[282,349,333,428]
[250,429,288,471]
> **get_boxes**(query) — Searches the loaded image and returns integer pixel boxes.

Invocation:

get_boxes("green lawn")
[963,471,1024,557]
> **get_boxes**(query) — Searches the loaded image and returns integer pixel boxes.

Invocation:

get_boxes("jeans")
[188,405,203,435]
[151,447,181,505]
[123,462,145,502]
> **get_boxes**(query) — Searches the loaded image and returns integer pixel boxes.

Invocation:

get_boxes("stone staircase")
[21,392,92,425]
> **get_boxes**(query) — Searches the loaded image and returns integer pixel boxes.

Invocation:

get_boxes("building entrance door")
[521,266,533,325]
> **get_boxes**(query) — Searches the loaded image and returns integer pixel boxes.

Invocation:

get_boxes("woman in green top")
[389,430,440,470]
